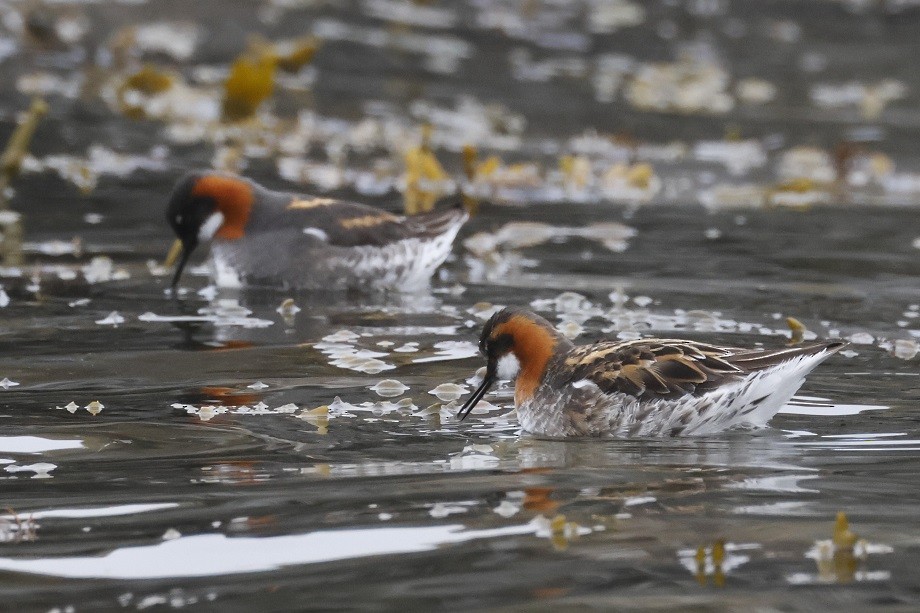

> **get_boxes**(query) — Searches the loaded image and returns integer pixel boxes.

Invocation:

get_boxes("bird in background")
[458,307,845,437]
[165,171,468,291]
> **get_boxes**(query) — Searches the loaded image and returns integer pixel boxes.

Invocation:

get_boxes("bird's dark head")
[457,307,566,421]
[165,171,254,288]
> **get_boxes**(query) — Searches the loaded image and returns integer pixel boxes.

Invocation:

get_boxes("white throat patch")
[198,211,225,242]
[496,353,521,381]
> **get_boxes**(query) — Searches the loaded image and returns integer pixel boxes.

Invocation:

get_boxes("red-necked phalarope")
[458,307,845,437]
[165,171,468,291]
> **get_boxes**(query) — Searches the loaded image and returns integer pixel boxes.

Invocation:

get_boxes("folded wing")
[561,339,844,399]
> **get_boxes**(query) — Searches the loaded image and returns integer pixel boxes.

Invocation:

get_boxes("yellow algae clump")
[299,405,329,435]
[222,51,277,122]
[476,155,502,179]
[460,144,479,214]
[833,511,858,551]
[1,98,49,198]
[403,125,448,215]
[786,316,807,345]
[122,65,173,95]
[275,37,319,73]
[712,539,726,565]
[776,177,818,193]
[116,65,175,119]
[559,154,592,191]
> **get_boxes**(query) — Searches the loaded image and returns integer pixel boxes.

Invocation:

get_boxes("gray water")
[1,1,919,611]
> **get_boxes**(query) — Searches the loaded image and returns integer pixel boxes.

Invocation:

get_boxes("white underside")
[209,220,462,291]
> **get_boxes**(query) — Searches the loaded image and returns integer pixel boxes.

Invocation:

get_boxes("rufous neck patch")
[495,315,557,406]
[192,175,254,240]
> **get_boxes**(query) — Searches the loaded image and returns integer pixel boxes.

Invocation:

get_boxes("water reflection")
[0,523,539,579]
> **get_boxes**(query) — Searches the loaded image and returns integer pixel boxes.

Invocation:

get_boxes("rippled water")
[2,1,920,611]
[1,201,918,610]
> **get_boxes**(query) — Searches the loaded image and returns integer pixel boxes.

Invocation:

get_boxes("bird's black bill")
[457,372,495,422]
[170,245,191,290]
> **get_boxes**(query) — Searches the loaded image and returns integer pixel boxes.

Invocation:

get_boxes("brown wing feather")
[284,195,466,247]
[559,338,842,400]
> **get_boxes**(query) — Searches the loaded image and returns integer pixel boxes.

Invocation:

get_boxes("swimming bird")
[457,307,845,437]
[165,171,468,291]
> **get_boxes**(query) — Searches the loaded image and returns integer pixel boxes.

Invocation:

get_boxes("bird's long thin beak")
[457,369,496,422]
[170,242,191,290]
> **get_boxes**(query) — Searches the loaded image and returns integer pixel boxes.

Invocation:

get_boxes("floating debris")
[0,510,38,542]
[428,503,469,519]
[222,49,277,122]
[95,312,125,327]
[82,256,131,284]
[493,500,520,518]
[85,400,103,416]
[698,183,766,211]
[276,298,301,317]
[777,146,836,184]
[463,221,635,257]
[468,302,504,320]
[833,511,857,550]
[162,528,182,541]
[403,124,450,215]
[599,161,662,203]
[810,79,906,119]
[626,58,733,116]
[554,291,592,314]
[556,320,584,339]
[247,381,269,390]
[65,401,78,414]
[848,332,874,345]
[370,379,410,398]
[789,511,893,585]
[22,145,169,194]
[429,383,468,402]
[5,463,56,479]
[531,513,591,551]
[321,330,360,343]
[1,97,48,209]
[891,339,918,360]
[736,78,777,105]
[694,140,767,175]
[298,404,330,434]
[134,22,200,60]
[786,317,807,345]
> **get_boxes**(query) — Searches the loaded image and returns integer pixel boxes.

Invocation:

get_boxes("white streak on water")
[0,436,84,453]
[0,523,538,579]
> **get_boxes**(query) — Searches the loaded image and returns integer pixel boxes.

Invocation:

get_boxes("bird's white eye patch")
[198,211,225,242]
[303,227,329,241]
[496,353,520,380]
